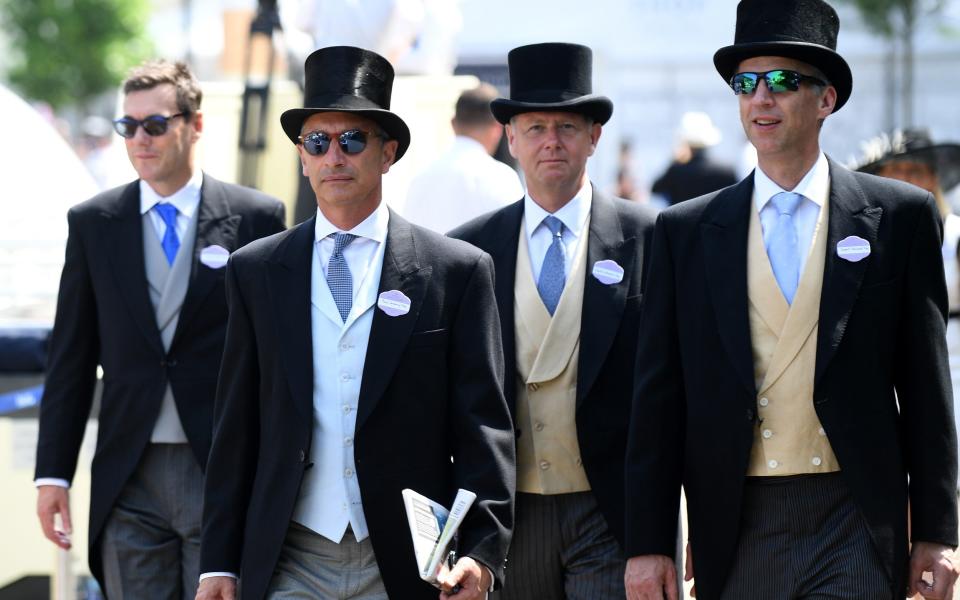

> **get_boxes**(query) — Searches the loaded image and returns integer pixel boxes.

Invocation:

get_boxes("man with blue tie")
[623,1,959,599]
[34,59,286,599]
[449,43,658,599]
[195,46,515,600]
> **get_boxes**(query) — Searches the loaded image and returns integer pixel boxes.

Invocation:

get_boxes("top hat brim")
[490,94,613,125]
[713,41,852,112]
[280,106,411,162]
[857,143,960,192]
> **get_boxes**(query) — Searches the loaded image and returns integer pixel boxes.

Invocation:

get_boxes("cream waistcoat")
[746,197,839,476]
[514,216,592,494]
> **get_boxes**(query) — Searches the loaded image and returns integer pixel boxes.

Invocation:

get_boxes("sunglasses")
[730,70,826,95]
[113,113,185,138]
[298,129,383,156]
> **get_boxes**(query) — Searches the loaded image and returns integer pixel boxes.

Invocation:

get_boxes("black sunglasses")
[730,70,826,95]
[113,113,185,138]
[298,129,384,156]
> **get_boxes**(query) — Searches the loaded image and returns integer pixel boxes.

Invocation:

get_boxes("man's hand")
[437,556,491,600]
[36,485,72,549]
[908,542,958,600]
[625,554,678,600]
[195,576,237,600]
[684,541,695,598]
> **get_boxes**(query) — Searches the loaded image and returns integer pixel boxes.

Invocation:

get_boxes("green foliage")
[838,0,949,37]
[0,0,153,108]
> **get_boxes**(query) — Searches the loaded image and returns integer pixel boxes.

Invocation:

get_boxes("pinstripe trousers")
[492,491,626,600]
[719,472,894,599]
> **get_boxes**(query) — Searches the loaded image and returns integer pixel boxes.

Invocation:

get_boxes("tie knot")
[542,215,564,237]
[771,192,802,216]
[331,232,357,254]
[154,203,178,227]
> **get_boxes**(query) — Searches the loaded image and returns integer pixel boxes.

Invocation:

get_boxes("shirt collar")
[523,180,593,239]
[753,152,829,211]
[139,169,203,219]
[314,201,390,244]
[452,135,487,155]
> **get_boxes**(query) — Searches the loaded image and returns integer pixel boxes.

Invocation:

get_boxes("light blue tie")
[537,216,566,316]
[154,203,180,266]
[327,232,357,322]
[767,192,803,304]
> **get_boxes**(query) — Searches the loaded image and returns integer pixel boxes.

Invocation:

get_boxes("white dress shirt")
[35,170,204,491]
[140,169,203,243]
[523,181,592,282]
[403,135,523,233]
[753,152,829,277]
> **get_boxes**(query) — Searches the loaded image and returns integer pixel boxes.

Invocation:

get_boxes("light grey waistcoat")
[142,208,199,443]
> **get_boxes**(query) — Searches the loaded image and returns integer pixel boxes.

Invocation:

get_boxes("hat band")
[300,92,389,111]
[509,89,596,104]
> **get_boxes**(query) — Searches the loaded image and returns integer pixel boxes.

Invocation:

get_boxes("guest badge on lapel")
[200,244,230,269]
[378,290,411,317]
[592,260,624,285]
[836,236,871,263]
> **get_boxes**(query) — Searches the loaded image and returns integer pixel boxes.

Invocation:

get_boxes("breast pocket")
[406,328,449,350]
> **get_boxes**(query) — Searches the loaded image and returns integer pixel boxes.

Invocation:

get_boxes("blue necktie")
[154,203,180,266]
[327,232,357,322]
[767,192,803,304]
[537,216,566,315]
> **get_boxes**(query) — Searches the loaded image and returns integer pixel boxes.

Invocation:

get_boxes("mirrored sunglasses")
[730,70,826,95]
[113,113,185,138]
[298,129,382,156]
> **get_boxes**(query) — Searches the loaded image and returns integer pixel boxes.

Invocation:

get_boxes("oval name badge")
[200,244,230,269]
[378,290,411,317]
[592,260,624,285]
[836,236,871,263]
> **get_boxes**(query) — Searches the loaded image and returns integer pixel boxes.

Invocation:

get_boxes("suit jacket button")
[745,408,754,421]
[299,450,306,462]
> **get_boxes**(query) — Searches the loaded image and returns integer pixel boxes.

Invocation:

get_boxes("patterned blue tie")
[767,192,803,304]
[537,216,566,315]
[154,203,180,266]
[327,232,357,322]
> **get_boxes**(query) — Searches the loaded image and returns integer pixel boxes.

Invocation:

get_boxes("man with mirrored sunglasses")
[196,46,514,600]
[624,1,959,599]
[34,58,285,600]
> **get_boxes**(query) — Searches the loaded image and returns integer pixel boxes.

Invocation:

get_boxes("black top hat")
[280,46,411,161]
[714,0,853,112]
[490,43,613,125]
[854,128,960,192]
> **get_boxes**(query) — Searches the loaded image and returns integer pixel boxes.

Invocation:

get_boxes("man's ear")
[381,139,399,174]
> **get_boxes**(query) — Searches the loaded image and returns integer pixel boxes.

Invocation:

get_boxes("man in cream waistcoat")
[450,42,658,599]
[623,1,959,599]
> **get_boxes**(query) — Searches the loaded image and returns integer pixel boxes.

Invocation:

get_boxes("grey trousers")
[266,523,389,599]
[492,491,626,600]
[101,443,202,600]
[719,472,893,599]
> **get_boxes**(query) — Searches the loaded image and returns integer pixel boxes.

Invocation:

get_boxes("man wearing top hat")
[449,43,658,599]
[623,1,958,599]
[195,46,515,600]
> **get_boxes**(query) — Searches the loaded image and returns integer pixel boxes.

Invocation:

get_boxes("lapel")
[481,200,524,414]
[104,181,164,355]
[172,175,241,346]
[356,211,432,429]
[268,219,316,424]
[814,159,883,389]
[576,189,635,406]
[701,177,757,398]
